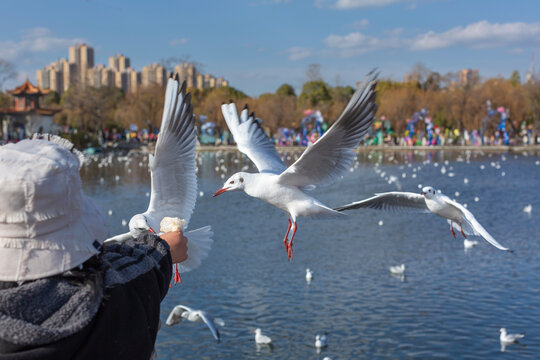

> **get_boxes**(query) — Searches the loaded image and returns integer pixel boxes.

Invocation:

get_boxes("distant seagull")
[305,268,313,283]
[389,264,405,275]
[214,72,378,260]
[500,327,525,351]
[523,204,532,214]
[166,304,224,341]
[315,333,328,349]
[105,75,213,281]
[463,239,479,248]
[334,186,511,252]
[254,328,272,344]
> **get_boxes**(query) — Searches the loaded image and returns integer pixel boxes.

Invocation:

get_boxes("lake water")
[81,148,540,359]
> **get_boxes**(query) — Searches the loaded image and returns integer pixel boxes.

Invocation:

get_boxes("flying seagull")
[334,186,510,251]
[105,75,213,281]
[166,304,225,341]
[213,71,378,260]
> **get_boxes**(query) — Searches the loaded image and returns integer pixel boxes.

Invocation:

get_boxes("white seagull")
[166,304,224,341]
[105,75,213,280]
[389,264,405,275]
[213,72,378,260]
[315,333,328,349]
[500,327,525,344]
[254,328,272,344]
[334,186,511,251]
[305,268,314,283]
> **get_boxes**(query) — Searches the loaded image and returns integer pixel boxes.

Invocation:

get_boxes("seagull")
[463,239,479,248]
[315,333,328,349]
[165,304,224,341]
[523,204,532,214]
[389,264,405,275]
[254,328,272,344]
[213,72,378,260]
[334,186,511,251]
[105,75,213,282]
[500,328,525,344]
[305,268,313,283]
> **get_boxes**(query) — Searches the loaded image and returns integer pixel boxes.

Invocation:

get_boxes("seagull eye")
[230,180,235,184]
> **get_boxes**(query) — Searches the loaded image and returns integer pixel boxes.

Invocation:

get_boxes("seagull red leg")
[283,219,292,255]
[287,222,297,261]
[450,221,456,238]
[459,223,466,238]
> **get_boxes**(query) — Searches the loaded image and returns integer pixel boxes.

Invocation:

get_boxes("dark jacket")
[0,233,172,360]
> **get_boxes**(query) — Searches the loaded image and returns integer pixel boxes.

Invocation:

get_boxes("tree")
[298,80,331,107]
[43,91,60,106]
[0,58,16,90]
[276,84,296,97]
[306,64,322,82]
[510,70,521,86]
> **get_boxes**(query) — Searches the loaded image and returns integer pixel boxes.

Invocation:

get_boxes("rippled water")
[81,149,540,359]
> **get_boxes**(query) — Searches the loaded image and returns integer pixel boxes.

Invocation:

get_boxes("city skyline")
[1,1,539,96]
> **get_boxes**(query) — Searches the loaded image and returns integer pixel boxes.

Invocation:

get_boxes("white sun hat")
[0,135,108,281]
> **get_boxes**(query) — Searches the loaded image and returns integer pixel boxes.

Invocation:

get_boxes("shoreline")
[195,144,540,152]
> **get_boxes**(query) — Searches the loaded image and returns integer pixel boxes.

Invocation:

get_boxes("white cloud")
[323,21,540,57]
[351,19,370,30]
[412,21,540,50]
[0,27,84,61]
[170,38,189,46]
[333,0,406,9]
[285,47,313,61]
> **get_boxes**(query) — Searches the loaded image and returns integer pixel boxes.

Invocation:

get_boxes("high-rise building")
[62,60,77,92]
[142,63,166,87]
[109,54,131,73]
[127,68,141,93]
[458,69,479,87]
[175,63,197,88]
[36,69,49,90]
[68,43,94,87]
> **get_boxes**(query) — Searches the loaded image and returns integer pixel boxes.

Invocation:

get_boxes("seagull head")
[128,214,155,236]
[421,186,436,199]
[500,328,506,333]
[254,328,261,335]
[213,172,247,197]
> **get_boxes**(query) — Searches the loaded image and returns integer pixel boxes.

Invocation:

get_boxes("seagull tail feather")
[176,226,213,273]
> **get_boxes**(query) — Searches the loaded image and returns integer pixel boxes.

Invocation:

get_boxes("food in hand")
[160,217,186,232]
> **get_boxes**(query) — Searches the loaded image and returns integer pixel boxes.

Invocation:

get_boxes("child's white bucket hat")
[0,135,108,281]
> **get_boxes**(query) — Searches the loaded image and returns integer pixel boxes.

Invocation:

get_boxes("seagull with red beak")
[214,71,379,260]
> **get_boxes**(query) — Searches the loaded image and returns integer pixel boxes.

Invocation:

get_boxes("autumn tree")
[0,58,16,90]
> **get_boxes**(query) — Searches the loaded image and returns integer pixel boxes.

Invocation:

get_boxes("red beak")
[148,227,155,233]
[421,192,426,195]
[213,187,230,197]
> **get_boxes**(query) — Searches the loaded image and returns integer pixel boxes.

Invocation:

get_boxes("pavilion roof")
[7,79,50,96]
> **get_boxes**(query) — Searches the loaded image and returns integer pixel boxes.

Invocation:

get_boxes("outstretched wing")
[334,192,428,212]
[145,76,197,230]
[165,305,192,326]
[445,199,511,251]
[198,311,221,341]
[221,102,286,174]
[278,71,378,189]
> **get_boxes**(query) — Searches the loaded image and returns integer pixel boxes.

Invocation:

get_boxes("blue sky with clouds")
[1,0,538,96]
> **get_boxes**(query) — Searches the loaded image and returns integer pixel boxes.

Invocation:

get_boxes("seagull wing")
[221,102,286,174]
[277,71,378,189]
[198,311,221,341]
[165,305,192,326]
[144,77,198,230]
[334,192,429,212]
[445,198,511,251]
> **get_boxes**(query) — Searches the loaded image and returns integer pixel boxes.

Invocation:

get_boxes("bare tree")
[306,64,322,82]
[0,58,16,90]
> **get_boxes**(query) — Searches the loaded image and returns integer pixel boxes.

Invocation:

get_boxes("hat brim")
[0,195,109,282]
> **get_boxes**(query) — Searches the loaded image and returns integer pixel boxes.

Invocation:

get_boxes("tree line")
[2,59,540,140]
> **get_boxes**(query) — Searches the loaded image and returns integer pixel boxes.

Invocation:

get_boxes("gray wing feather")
[278,71,378,188]
[334,192,428,212]
[198,311,221,341]
[221,103,286,174]
[166,305,192,326]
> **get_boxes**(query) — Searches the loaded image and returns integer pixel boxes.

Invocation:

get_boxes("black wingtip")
[178,80,187,94]
[169,72,174,79]
[243,104,249,110]
[221,102,226,105]
[250,111,255,118]
[174,73,179,81]
[228,99,234,104]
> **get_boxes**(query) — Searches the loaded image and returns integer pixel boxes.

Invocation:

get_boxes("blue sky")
[1,0,538,96]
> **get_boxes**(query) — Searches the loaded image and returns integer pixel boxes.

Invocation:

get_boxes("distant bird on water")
[166,304,224,341]
[305,268,313,283]
[389,264,405,275]
[334,186,511,252]
[254,328,272,345]
[213,71,378,260]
